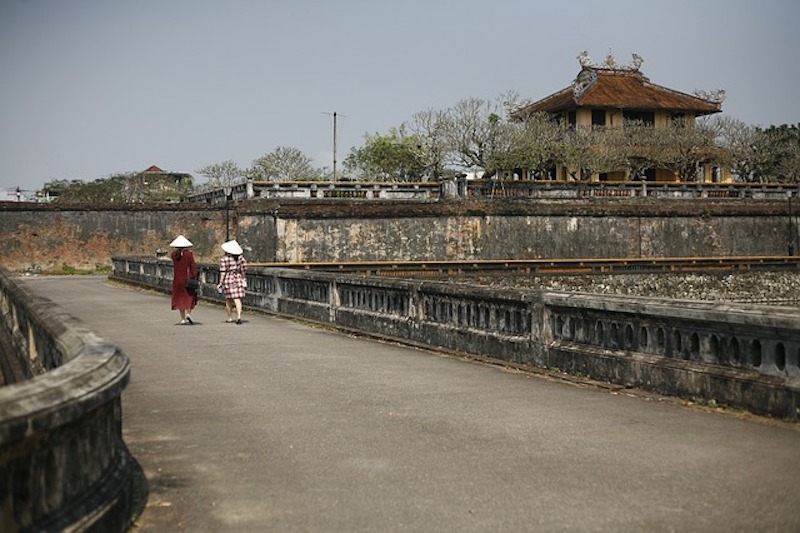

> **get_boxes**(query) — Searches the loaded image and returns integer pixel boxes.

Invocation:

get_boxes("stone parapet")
[0,268,136,532]
[112,257,800,421]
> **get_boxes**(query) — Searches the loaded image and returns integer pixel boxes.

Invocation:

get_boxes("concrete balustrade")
[112,257,800,420]
[0,268,136,532]
[466,180,800,200]
[184,178,800,204]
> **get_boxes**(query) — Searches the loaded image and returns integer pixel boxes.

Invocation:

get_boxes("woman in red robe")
[170,235,198,325]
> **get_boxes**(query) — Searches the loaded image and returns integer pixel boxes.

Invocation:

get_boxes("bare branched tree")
[604,120,659,180]
[248,147,322,182]
[709,117,776,182]
[559,126,606,181]
[653,120,718,181]
[442,97,506,176]
[499,113,564,180]
[409,109,449,180]
[196,160,243,188]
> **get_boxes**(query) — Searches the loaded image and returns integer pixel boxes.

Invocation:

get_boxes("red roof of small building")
[145,165,163,172]
[511,67,722,119]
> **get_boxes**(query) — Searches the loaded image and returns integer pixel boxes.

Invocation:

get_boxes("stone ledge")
[0,267,136,532]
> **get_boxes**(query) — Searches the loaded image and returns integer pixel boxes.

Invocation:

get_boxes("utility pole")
[333,111,337,183]
[224,186,232,241]
[788,191,795,256]
[323,112,343,183]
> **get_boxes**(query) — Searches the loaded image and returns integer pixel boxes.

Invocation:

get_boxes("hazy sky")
[1,0,799,197]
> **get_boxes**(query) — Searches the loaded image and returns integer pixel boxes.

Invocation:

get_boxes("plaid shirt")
[220,254,246,299]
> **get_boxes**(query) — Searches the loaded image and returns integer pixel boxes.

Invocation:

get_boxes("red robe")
[171,249,198,310]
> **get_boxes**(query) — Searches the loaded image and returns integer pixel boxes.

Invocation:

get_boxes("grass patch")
[39,263,113,275]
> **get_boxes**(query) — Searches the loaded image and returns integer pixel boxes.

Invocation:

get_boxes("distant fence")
[465,179,800,200]
[112,257,800,421]
[185,180,441,203]
[184,178,800,204]
[0,268,136,532]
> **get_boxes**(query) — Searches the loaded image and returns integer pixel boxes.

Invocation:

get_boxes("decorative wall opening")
[709,335,720,362]
[775,342,786,371]
[690,333,700,360]
[624,324,635,350]
[672,330,683,358]
[750,340,762,368]
[730,337,741,364]
[639,327,649,351]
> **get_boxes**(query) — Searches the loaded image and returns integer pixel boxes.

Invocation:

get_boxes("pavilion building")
[509,51,729,182]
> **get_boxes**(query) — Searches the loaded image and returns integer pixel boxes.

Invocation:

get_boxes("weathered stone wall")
[0,204,234,272]
[0,267,137,531]
[111,257,800,420]
[273,214,789,262]
[1,199,793,272]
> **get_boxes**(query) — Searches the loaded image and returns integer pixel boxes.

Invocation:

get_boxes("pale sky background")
[1,0,799,198]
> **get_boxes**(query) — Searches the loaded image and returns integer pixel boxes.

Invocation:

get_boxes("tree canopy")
[248,146,324,182]
[343,128,427,182]
[35,98,800,202]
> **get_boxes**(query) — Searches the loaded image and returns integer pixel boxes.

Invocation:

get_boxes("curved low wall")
[112,257,800,421]
[0,268,136,532]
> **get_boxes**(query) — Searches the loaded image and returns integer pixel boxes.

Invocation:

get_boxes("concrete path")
[21,275,800,532]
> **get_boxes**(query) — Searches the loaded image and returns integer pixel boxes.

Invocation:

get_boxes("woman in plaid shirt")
[219,240,247,324]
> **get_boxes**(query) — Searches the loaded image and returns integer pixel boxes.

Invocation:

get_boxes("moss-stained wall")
[272,213,788,262]
[0,199,792,271]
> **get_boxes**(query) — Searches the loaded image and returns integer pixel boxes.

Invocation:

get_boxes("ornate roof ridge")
[577,50,643,72]
[509,51,725,119]
[575,50,725,105]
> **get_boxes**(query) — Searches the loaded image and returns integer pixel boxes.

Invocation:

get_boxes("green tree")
[344,127,427,182]
[54,173,134,203]
[760,124,800,182]
[40,179,77,199]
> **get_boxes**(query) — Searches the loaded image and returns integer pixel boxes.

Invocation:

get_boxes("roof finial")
[604,48,617,69]
[576,50,644,72]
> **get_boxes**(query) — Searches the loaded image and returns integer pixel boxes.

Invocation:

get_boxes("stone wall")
[1,199,794,272]
[0,203,231,272]
[0,267,137,531]
[112,257,800,420]
[273,213,788,262]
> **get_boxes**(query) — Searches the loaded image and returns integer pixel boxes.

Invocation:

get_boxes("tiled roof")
[511,68,722,118]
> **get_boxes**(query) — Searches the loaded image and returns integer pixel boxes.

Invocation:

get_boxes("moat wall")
[0,199,793,271]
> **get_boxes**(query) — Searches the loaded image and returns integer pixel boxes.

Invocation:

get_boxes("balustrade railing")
[111,257,800,419]
[183,178,800,204]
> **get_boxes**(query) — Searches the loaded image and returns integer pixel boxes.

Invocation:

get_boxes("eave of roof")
[511,68,722,119]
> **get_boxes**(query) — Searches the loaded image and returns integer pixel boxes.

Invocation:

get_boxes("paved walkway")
[21,276,800,532]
